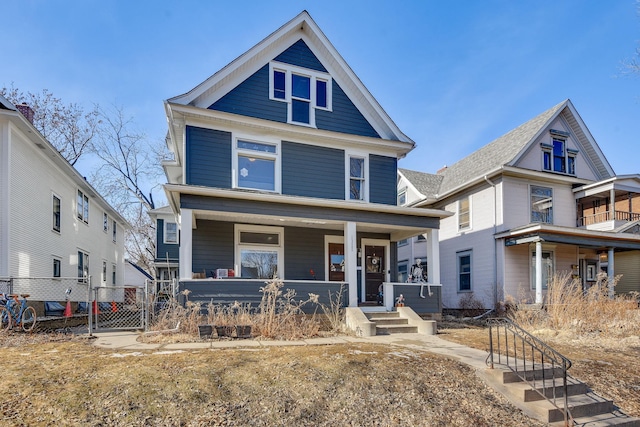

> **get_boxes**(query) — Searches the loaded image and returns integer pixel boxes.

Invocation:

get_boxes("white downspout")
[484,176,498,307]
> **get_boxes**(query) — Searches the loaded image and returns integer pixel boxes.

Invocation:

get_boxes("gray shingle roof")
[436,100,567,196]
[398,168,442,199]
[400,100,571,201]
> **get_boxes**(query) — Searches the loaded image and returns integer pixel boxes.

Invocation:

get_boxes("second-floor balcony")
[574,176,640,231]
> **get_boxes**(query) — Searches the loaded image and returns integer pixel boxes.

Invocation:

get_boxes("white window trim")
[345,151,369,202]
[52,193,61,233]
[324,235,345,282]
[457,249,473,292]
[398,188,407,206]
[112,263,117,285]
[112,220,117,243]
[164,221,178,244]
[102,260,107,284]
[77,249,89,283]
[234,224,284,279]
[268,62,333,127]
[103,212,109,233]
[77,189,89,224]
[53,256,62,279]
[530,184,553,224]
[458,195,471,231]
[231,135,281,193]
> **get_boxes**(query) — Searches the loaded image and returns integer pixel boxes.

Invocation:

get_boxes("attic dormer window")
[269,62,332,127]
[541,130,576,175]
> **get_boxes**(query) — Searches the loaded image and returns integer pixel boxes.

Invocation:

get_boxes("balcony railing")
[577,210,640,227]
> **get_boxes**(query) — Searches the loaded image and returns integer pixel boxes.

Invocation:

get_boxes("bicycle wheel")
[0,307,12,331]
[21,306,36,332]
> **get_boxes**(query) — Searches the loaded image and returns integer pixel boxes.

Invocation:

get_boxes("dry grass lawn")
[0,331,545,427]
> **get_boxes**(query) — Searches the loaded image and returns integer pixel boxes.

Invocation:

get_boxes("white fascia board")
[166,11,414,145]
[495,223,640,243]
[564,100,615,177]
[164,183,453,219]
[168,103,414,158]
[508,101,566,167]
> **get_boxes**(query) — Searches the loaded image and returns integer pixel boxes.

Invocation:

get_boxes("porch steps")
[485,365,640,426]
[364,311,418,335]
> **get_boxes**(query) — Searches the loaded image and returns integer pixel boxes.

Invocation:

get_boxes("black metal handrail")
[486,318,574,426]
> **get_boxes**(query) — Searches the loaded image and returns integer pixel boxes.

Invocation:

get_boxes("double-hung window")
[165,222,178,244]
[52,194,61,232]
[398,189,407,206]
[347,154,367,201]
[531,185,553,224]
[235,225,284,279]
[457,250,472,292]
[458,196,471,231]
[77,250,89,282]
[112,264,116,285]
[234,139,280,192]
[77,190,89,224]
[269,62,332,127]
[112,220,117,242]
[102,261,107,284]
[53,258,61,278]
[103,213,109,232]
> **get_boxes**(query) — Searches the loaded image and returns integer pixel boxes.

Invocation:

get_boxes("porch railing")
[486,318,573,426]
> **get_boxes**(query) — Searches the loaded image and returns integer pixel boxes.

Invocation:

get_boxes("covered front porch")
[499,223,640,304]
[165,185,451,309]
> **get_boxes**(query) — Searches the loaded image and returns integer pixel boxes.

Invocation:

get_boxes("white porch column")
[344,221,358,307]
[425,229,440,284]
[179,209,193,280]
[535,240,543,304]
[608,247,615,299]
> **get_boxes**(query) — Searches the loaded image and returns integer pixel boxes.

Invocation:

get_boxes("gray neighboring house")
[398,99,640,311]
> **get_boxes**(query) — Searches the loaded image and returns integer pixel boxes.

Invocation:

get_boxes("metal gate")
[90,283,146,331]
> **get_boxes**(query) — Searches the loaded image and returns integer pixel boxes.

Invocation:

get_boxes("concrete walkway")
[89,330,489,371]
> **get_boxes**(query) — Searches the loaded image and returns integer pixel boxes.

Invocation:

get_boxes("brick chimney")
[15,103,34,124]
[436,165,448,174]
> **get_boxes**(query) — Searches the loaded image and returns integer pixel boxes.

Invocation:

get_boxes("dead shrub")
[458,292,485,317]
[508,272,639,337]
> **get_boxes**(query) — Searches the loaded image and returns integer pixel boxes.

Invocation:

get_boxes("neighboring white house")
[0,95,129,306]
[398,99,640,311]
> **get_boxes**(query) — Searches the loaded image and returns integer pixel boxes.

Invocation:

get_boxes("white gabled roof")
[166,10,413,145]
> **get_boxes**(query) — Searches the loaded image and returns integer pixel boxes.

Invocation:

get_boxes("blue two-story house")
[161,11,449,310]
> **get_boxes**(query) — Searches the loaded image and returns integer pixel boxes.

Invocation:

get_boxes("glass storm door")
[365,245,385,301]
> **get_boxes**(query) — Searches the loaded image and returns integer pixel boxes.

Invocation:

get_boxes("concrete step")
[376,325,418,334]
[502,366,565,383]
[370,318,408,326]
[365,311,399,320]
[550,411,640,427]
[504,376,588,402]
[545,392,614,423]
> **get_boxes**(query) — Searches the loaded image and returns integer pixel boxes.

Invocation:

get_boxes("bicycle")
[0,293,37,332]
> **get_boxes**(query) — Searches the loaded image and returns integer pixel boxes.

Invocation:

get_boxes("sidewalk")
[90,330,489,370]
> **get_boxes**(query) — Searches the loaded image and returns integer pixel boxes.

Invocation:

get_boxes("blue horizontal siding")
[178,279,348,314]
[369,154,397,205]
[316,81,380,138]
[274,39,327,72]
[192,221,234,277]
[210,65,287,122]
[186,126,232,188]
[282,141,344,199]
[155,219,179,261]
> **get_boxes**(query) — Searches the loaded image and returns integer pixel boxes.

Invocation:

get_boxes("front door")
[365,245,385,301]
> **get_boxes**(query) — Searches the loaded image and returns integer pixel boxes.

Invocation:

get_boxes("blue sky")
[3,1,640,181]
